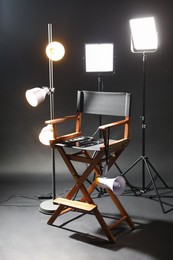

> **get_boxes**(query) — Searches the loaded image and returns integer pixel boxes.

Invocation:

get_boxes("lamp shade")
[129,17,158,53]
[46,41,65,61]
[25,87,49,107]
[39,124,54,145]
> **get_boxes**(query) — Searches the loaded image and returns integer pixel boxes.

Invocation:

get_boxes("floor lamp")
[25,23,65,214]
[122,17,172,213]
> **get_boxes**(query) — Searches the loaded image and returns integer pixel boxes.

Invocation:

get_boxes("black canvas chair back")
[77,90,131,117]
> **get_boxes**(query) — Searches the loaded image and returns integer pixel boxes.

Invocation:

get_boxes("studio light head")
[129,17,158,53]
[39,124,54,145]
[25,87,50,107]
[46,41,65,61]
[84,43,114,74]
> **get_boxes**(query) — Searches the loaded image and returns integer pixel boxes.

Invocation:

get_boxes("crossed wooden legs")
[47,146,135,243]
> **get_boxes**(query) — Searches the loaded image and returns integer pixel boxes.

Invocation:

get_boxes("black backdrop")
[1,0,173,183]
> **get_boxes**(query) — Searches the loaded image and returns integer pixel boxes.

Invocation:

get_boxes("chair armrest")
[45,115,78,125]
[98,119,129,130]
[45,114,82,146]
[99,119,130,153]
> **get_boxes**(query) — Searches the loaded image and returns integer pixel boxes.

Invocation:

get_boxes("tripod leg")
[121,157,144,195]
[115,159,139,196]
[122,157,142,176]
[143,158,166,213]
[146,158,169,188]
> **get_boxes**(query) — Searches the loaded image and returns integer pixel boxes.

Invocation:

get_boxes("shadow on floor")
[52,219,173,260]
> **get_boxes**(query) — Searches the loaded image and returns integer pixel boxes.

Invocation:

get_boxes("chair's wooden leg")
[57,146,103,204]
[47,204,65,225]
[106,188,135,229]
[50,146,134,242]
[93,207,115,243]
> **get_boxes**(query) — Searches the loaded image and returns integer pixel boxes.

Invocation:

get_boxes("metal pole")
[141,52,147,191]
[48,23,56,200]
[98,75,104,138]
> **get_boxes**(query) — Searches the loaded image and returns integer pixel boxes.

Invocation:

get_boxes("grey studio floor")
[0,166,173,260]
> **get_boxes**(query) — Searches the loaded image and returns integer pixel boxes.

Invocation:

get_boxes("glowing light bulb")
[39,124,54,145]
[46,41,65,61]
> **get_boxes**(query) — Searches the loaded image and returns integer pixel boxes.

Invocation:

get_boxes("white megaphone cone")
[95,176,126,195]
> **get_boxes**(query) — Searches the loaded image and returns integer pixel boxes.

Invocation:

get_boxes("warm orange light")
[46,41,65,61]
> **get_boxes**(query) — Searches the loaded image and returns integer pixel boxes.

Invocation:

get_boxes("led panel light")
[129,17,158,53]
[84,43,114,73]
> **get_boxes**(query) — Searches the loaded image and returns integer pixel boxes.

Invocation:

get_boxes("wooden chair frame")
[46,91,135,243]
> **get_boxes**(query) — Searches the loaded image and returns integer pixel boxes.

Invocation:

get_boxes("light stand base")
[122,155,173,213]
[39,199,58,215]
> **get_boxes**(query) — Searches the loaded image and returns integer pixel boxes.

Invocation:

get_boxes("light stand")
[84,43,115,131]
[84,43,122,195]
[122,17,172,213]
[97,75,104,132]
[84,43,132,181]
[39,24,57,214]
[26,23,65,214]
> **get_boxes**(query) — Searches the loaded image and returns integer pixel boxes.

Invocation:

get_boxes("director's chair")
[46,90,135,243]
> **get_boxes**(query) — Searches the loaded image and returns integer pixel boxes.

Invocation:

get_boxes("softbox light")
[84,43,114,74]
[129,17,158,53]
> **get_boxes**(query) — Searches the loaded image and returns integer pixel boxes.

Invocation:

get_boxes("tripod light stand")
[25,23,65,214]
[84,43,121,191]
[122,17,171,213]
[84,43,115,126]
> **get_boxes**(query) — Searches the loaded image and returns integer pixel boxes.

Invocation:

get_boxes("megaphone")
[95,176,126,195]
